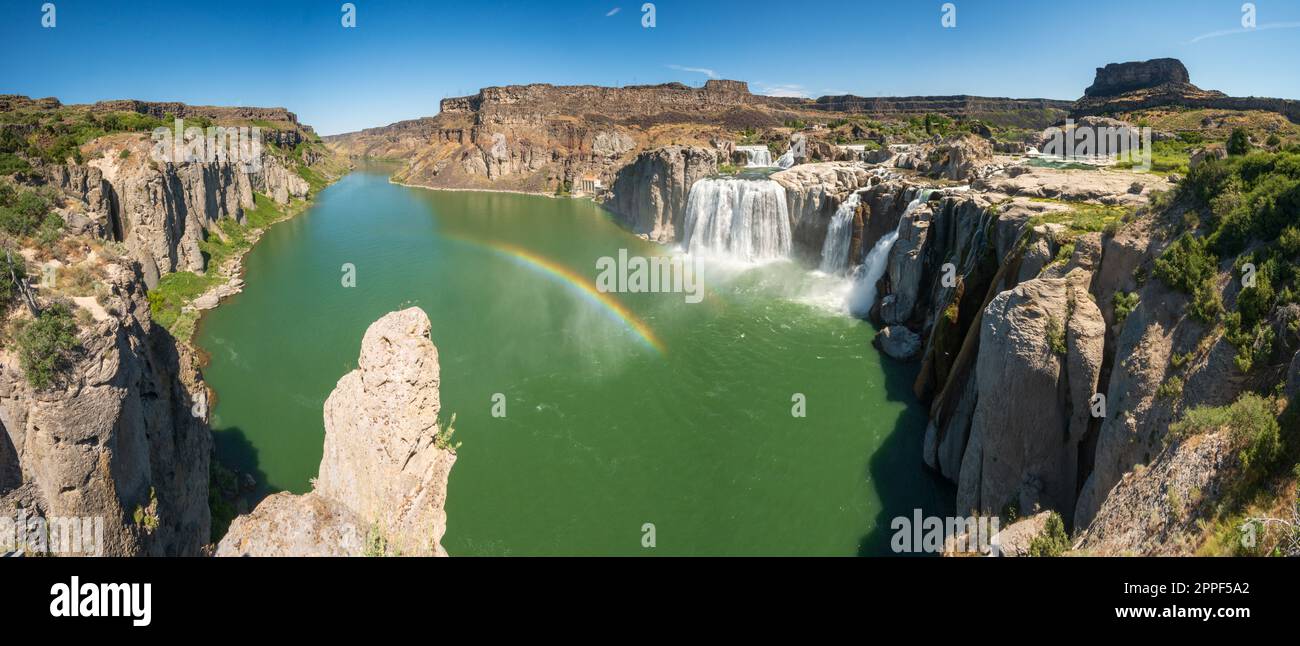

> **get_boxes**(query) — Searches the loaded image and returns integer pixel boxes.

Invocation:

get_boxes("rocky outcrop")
[955,271,1105,520]
[440,80,767,124]
[1083,58,1191,98]
[1076,430,1238,555]
[894,134,993,181]
[974,165,1172,206]
[214,492,366,557]
[771,162,888,261]
[1073,58,1300,124]
[987,511,1053,557]
[604,146,719,242]
[0,262,211,556]
[217,308,457,557]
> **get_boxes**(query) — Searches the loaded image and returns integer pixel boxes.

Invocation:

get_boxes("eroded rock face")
[955,271,1104,521]
[0,262,211,556]
[604,146,719,243]
[51,140,310,288]
[217,308,457,557]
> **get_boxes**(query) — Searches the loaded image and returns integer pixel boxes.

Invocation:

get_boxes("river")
[197,164,950,555]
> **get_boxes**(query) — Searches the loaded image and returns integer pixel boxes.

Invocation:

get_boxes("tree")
[1028,512,1070,557]
[1227,128,1251,156]
[0,248,26,308]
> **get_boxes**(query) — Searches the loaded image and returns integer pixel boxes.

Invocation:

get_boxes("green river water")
[197,164,951,555]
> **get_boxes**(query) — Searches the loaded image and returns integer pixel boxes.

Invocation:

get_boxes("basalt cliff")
[325,80,1069,195]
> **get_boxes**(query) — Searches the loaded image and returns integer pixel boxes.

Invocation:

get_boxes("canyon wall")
[46,137,310,288]
[326,79,1069,193]
[2,96,341,556]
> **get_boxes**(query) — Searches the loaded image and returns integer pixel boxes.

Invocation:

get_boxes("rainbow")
[445,235,666,355]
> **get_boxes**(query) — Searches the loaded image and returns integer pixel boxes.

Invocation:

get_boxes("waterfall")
[736,145,774,167]
[848,188,934,317]
[682,177,793,262]
[775,149,795,169]
[817,192,862,274]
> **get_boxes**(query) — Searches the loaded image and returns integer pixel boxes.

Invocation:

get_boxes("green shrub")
[0,152,30,174]
[1113,291,1139,327]
[132,487,159,531]
[36,212,63,248]
[15,302,80,389]
[1027,512,1069,557]
[1154,234,1216,293]
[1153,234,1223,323]
[1045,314,1067,355]
[364,524,389,557]
[208,460,238,543]
[0,189,51,237]
[1170,394,1280,481]
[1227,128,1251,156]
[1189,284,1223,323]
[1157,376,1184,399]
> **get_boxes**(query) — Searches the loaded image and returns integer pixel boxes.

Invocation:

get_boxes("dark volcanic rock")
[1083,58,1191,97]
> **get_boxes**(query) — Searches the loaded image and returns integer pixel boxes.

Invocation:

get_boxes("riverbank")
[388,176,565,199]
[149,169,350,345]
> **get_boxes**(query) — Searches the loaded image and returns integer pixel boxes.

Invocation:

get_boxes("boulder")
[874,325,922,361]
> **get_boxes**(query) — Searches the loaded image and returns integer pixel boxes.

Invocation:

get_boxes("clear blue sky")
[2,0,1298,135]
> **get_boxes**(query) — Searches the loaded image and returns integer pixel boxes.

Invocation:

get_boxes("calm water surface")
[197,165,950,555]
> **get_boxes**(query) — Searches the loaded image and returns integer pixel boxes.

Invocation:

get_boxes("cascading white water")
[775,149,795,169]
[818,192,862,274]
[848,188,935,317]
[735,145,774,167]
[682,177,793,262]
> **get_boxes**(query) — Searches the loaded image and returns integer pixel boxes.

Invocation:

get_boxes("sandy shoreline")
[388,177,573,199]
